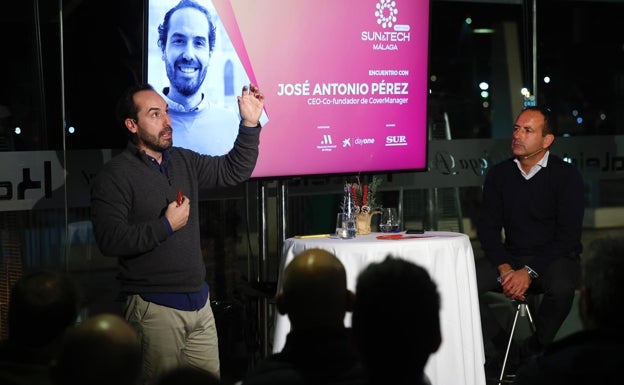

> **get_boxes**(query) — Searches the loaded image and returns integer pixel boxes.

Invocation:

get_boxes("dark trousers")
[476,254,580,350]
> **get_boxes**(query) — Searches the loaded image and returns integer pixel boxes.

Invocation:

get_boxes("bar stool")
[498,299,536,384]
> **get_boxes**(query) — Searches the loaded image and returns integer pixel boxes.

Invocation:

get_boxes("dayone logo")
[375,0,398,29]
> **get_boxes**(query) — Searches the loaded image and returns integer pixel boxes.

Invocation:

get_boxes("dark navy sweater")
[477,154,584,274]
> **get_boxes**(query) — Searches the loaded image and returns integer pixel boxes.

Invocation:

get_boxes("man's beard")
[138,128,172,152]
[166,59,208,97]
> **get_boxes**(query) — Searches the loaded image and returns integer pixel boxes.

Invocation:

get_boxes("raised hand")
[238,84,265,127]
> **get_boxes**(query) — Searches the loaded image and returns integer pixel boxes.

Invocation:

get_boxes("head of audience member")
[352,256,441,383]
[50,313,142,385]
[157,0,216,100]
[579,236,624,330]
[8,269,81,352]
[156,366,220,385]
[276,248,353,331]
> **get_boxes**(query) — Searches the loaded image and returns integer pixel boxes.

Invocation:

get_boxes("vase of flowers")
[342,176,382,235]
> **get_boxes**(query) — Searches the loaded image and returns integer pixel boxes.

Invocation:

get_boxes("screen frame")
[144,0,431,180]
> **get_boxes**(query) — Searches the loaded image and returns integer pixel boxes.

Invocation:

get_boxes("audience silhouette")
[155,365,220,385]
[352,256,441,385]
[513,236,624,384]
[0,269,81,385]
[50,313,142,385]
[241,247,366,385]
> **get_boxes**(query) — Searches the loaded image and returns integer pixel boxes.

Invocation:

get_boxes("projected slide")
[148,0,430,178]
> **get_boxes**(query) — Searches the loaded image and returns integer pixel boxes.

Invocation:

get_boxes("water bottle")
[343,185,356,218]
[341,185,357,238]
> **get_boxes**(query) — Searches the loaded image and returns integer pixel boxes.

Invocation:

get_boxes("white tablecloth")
[274,231,486,385]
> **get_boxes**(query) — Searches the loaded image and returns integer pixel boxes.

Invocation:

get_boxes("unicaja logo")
[375,0,398,29]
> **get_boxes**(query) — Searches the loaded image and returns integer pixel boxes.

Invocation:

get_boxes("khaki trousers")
[124,294,220,384]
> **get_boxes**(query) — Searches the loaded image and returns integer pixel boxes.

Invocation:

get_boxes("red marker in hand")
[177,189,183,206]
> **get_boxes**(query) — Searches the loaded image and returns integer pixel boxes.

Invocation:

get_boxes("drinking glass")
[336,213,356,239]
[379,207,400,232]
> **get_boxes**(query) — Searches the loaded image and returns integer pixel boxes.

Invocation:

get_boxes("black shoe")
[490,340,524,380]
[484,356,517,384]
[484,347,519,384]
[502,340,522,374]
[504,337,541,374]
[485,336,543,383]
[484,355,502,381]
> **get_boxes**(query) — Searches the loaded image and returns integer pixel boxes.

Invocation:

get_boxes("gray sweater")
[90,127,260,293]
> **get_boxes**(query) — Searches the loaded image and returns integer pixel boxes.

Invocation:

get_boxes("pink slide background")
[213,0,430,178]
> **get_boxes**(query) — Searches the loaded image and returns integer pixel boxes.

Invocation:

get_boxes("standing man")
[157,0,239,155]
[90,82,264,384]
[476,106,584,376]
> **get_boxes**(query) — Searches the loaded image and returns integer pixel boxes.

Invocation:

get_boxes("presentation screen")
[147,0,430,178]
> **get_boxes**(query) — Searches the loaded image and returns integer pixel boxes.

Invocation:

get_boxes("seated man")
[513,236,624,384]
[0,269,81,385]
[241,248,366,385]
[50,313,142,385]
[476,106,584,375]
[155,366,220,385]
[351,256,441,385]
